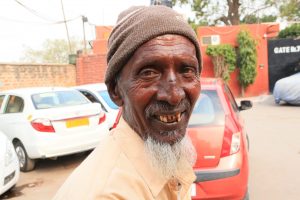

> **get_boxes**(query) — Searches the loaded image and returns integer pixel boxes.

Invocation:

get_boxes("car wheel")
[14,141,36,172]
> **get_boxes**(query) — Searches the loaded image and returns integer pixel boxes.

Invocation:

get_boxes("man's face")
[115,34,201,144]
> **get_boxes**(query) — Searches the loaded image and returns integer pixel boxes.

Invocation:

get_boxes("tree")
[172,0,278,25]
[241,14,277,24]
[237,30,257,96]
[21,39,82,64]
[280,0,300,21]
[278,23,300,38]
[206,44,236,82]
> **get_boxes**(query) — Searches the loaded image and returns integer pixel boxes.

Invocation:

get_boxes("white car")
[0,87,109,172]
[0,131,20,196]
[273,72,300,105]
[73,83,119,129]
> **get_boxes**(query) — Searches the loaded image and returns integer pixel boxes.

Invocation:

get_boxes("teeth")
[158,113,182,123]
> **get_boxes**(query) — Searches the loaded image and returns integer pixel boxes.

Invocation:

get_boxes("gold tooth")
[177,113,181,122]
[163,116,168,123]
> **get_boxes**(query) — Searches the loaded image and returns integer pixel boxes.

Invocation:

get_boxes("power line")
[0,15,81,25]
[13,0,81,24]
[14,0,57,22]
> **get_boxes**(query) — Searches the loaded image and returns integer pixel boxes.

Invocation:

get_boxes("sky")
[0,0,191,63]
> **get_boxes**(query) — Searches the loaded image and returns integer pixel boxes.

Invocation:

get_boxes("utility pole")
[150,0,172,7]
[60,0,72,53]
[82,15,88,54]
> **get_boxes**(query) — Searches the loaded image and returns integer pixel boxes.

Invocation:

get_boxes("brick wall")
[76,54,107,85]
[0,63,76,91]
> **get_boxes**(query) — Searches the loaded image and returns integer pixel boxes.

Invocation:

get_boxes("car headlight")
[5,140,15,167]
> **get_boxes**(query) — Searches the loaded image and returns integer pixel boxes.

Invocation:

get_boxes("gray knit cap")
[105,5,202,87]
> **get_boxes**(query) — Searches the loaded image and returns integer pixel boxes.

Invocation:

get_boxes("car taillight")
[220,116,241,157]
[112,108,122,129]
[31,118,55,132]
[98,113,106,124]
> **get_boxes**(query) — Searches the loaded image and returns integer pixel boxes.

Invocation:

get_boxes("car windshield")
[188,90,225,127]
[97,90,118,110]
[32,90,90,109]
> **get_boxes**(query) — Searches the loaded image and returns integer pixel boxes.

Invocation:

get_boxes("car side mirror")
[239,100,253,111]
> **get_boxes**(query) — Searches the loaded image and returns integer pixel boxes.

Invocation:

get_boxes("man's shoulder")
[53,133,124,199]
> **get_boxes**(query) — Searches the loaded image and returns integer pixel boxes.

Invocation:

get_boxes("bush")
[237,30,257,96]
[206,44,236,82]
[278,23,300,39]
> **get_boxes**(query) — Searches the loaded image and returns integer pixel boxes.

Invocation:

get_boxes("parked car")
[0,131,20,196]
[73,83,119,129]
[189,78,252,200]
[273,72,300,105]
[0,87,109,172]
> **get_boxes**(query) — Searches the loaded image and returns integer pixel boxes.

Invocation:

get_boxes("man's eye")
[182,66,197,76]
[139,69,159,78]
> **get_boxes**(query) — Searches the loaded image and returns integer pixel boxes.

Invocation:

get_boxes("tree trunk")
[241,86,245,97]
[226,0,241,25]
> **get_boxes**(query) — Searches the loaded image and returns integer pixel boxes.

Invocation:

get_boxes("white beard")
[144,134,197,179]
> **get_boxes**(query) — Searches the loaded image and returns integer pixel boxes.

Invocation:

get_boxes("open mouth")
[155,112,183,123]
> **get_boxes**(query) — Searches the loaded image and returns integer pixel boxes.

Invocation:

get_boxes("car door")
[0,95,26,141]
[0,94,7,114]
[223,85,244,132]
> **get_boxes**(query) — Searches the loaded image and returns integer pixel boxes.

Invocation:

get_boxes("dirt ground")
[1,95,300,200]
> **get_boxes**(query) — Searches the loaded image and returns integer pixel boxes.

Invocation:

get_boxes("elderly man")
[53,5,201,200]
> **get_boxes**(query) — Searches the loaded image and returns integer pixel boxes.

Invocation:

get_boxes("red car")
[189,78,252,200]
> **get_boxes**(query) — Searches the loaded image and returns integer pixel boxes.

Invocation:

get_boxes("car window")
[224,85,239,113]
[97,90,118,110]
[0,95,5,111]
[188,90,225,127]
[79,90,99,103]
[32,90,90,109]
[78,90,107,112]
[4,95,24,113]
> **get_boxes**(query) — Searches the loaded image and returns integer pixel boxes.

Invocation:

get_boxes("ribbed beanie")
[105,5,202,87]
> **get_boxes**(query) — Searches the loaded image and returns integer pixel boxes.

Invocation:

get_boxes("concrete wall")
[0,63,76,91]
[197,23,280,97]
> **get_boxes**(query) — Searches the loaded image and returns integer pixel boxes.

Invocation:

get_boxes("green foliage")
[172,0,279,25]
[278,23,300,39]
[21,39,82,64]
[206,44,236,82]
[241,14,277,24]
[237,30,257,89]
[280,0,300,21]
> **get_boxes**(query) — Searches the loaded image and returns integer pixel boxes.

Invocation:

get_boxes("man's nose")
[157,72,185,106]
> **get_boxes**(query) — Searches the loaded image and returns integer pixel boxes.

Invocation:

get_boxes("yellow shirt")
[53,118,196,200]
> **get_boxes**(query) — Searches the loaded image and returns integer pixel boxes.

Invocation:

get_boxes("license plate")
[66,118,89,128]
[191,183,196,196]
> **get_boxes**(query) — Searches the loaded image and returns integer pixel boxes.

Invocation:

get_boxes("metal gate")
[268,38,300,92]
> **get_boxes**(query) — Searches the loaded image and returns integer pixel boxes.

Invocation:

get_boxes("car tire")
[13,141,35,172]
[246,134,250,151]
[243,188,250,200]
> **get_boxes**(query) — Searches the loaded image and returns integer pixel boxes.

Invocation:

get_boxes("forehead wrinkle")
[135,44,196,62]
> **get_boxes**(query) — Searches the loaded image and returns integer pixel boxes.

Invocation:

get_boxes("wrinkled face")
[112,34,201,144]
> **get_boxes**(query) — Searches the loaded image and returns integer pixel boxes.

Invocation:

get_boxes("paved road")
[241,95,300,200]
[1,95,299,200]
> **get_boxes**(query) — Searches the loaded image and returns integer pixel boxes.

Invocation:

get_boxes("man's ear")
[107,81,124,106]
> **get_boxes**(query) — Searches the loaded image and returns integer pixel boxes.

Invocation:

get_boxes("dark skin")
[109,34,201,145]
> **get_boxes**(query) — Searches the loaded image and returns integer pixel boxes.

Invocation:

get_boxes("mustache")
[145,99,191,117]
